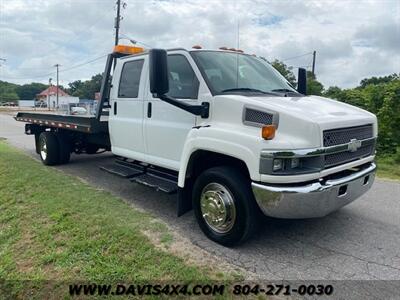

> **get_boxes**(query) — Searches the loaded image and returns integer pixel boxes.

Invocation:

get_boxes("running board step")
[100,158,178,194]
[130,174,178,194]
[99,163,144,178]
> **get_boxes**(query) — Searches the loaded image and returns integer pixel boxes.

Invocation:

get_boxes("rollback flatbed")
[14,52,122,161]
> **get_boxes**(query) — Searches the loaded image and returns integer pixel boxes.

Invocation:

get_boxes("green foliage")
[323,76,400,155]
[270,61,324,96]
[67,74,102,99]
[359,73,399,88]
[376,80,400,153]
[1,73,102,103]
[0,80,19,102]
[15,82,48,100]
[306,71,324,96]
[271,60,297,86]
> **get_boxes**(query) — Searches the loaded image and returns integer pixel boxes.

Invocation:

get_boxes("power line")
[291,65,312,69]
[281,52,313,62]
[119,33,153,48]
[0,71,55,80]
[0,54,108,80]
[59,54,108,73]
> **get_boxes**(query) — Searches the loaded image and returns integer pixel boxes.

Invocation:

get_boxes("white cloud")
[0,0,399,88]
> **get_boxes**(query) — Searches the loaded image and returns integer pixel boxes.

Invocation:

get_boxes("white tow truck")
[16,45,377,246]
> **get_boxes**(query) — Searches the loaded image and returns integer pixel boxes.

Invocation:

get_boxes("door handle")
[114,101,117,115]
[147,102,152,118]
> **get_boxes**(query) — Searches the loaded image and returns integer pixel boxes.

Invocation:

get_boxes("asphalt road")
[1,112,400,282]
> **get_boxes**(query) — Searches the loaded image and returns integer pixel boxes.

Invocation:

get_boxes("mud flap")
[177,187,193,217]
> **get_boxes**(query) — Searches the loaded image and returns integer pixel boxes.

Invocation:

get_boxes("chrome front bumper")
[251,162,376,219]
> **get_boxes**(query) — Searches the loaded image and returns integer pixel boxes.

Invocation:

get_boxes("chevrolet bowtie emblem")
[348,138,362,152]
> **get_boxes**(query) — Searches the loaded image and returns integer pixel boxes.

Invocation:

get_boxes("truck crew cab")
[16,45,377,246]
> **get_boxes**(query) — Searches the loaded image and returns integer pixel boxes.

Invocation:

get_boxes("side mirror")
[297,67,307,95]
[149,49,169,96]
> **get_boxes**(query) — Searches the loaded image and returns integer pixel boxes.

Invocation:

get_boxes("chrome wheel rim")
[200,183,236,234]
[40,139,47,160]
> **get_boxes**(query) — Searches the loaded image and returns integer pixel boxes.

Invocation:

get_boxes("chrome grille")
[325,144,374,168]
[323,124,373,147]
[244,108,273,125]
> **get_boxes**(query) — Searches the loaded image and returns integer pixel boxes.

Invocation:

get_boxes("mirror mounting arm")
[157,94,209,118]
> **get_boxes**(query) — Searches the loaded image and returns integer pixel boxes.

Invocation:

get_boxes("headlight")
[273,159,283,171]
[260,156,324,175]
[291,158,300,169]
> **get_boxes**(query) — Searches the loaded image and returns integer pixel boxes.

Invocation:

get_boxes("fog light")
[291,158,300,169]
[273,159,283,171]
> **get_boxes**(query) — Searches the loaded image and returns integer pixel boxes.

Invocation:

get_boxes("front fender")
[178,127,260,187]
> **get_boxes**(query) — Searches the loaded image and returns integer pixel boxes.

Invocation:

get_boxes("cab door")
[143,53,200,170]
[109,57,147,161]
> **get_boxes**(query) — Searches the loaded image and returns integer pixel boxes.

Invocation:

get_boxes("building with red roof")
[37,86,69,100]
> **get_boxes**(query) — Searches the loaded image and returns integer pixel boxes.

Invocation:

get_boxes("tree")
[68,74,103,99]
[359,73,399,88]
[375,80,400,154]
[323,86,343,100]
[16,82,48,100]
[0,81,19,102]
[306,71,324,96]
[271,60,297,87]
[67,80,84,96]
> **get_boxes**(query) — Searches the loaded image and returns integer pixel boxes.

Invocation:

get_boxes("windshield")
[191,51,297,96]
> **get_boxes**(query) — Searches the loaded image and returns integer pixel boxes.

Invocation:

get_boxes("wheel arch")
[182,149,251,186]
[177,148,256,217]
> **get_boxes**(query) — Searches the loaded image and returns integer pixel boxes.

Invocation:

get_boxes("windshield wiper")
[271,88,302,96]
[220,88,280,96]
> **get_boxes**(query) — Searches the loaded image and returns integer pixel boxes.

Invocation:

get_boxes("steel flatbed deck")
[15,112,109,133]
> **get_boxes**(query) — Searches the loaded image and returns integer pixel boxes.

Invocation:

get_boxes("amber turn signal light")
[261,125,276,140]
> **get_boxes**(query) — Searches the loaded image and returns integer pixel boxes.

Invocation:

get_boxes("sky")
[0,0,399,89]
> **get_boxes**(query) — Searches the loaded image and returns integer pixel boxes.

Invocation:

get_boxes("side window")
[167,55,199,99]
[118,59,144,98]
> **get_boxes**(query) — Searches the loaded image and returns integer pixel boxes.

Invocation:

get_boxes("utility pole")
[48,78,52,110]
[113,0,126,69]
[312,50,316,76]
[54,64,60,109]
[115,0,121,46]
[0,58,5,67]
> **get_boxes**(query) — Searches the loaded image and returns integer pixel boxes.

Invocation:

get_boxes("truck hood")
[212,94,377,149]
[247,95,376,129]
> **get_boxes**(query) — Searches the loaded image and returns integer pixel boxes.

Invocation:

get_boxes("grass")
[0,142,233,299]
[376,156,400,181]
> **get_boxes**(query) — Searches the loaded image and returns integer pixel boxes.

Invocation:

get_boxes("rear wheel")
[38,132,60,165]
[57,134,71,164]
[192,166,261,247]
[34,133,40,154]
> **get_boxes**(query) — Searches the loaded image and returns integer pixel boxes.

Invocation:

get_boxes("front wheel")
[192,166,261,247]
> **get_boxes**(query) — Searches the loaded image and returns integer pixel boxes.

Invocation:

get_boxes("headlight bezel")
[260,156,324,175]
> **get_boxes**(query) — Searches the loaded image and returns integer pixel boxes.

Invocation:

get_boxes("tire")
[192,166,261,247]
[38,132,60,165]
[85,144,99,154]
[34,133,40,154]
[56,133,71,164]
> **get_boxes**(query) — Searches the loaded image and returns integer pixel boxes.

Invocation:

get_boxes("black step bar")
[100,158,178,194]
